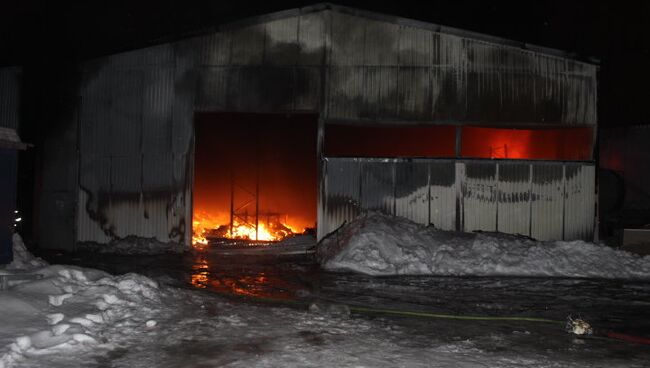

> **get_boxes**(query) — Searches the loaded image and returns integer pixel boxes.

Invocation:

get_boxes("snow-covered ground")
[2,232,650,367]
[318,212,650,278]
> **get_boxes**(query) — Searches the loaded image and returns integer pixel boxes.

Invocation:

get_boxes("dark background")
[2,0,649,127]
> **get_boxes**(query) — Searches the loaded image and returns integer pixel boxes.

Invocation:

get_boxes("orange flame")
[192,211,295,246]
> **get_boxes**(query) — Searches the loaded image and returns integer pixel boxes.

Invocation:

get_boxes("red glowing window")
[461,126,593,161]
[325,124,456,157]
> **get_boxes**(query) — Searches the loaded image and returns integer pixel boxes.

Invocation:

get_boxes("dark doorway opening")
[193,112,317,245]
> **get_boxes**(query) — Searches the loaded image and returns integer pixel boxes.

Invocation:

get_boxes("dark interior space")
[325,124,456,157]
[193,112,317,243]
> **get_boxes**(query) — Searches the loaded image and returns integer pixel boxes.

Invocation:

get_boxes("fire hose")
[199,285,650,347]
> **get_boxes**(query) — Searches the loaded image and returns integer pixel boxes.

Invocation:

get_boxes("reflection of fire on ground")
[192,211,301,246]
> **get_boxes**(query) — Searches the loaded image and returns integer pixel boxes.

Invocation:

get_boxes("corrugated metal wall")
[326,10,597,125]
[64,5,597,249]
[320,158,595,241]
[0,67,21,130]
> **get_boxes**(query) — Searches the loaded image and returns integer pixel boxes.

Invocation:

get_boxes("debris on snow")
[317,212,650,279]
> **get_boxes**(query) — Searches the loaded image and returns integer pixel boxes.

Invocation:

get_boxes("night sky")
[1,0,649,127]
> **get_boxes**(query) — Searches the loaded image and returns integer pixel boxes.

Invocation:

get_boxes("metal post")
[229,170,234,237]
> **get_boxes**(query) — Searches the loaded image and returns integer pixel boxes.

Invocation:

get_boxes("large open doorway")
[193,112,318,246]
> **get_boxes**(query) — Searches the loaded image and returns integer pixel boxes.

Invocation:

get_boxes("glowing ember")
[192,211,296,246]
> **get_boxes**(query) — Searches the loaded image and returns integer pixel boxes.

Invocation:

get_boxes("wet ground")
[37,246,650,366]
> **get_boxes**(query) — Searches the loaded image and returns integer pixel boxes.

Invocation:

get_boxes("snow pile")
[0,265,164,368]
[5,233,47,270]
[317,212,650,279]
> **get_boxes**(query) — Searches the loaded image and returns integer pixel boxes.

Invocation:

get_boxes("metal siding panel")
[298,11,327,66]
[111,155,141,193]
[230,24,266,65]
[360,160,395,214]
[196,67,229,111]
[226,67,296,112]
[330,12,365,65]
[363,19,399,66]
[264,17,300,65]
[294,67,321,111]
[497,162,531,236]
[394,160,429,224]
[398,67,431,120]
[109,70,143,156]
[362,66,398,119]
[429,160,456,230]
[531,163,564,240]
[398,26,433,66]
[0,67,21,130]
[323,158,361,236]
[462,161,497,232]
[142,153,173,191]
[431,33,466,121]
[197,32,231,66]
[563,164,595,240]
[142,68,174,154]
[328,66,363,119]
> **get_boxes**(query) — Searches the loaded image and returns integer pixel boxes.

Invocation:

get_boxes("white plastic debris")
[566,316,593,336]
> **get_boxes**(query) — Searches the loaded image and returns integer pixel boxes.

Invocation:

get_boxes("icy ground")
[318,212,650,278]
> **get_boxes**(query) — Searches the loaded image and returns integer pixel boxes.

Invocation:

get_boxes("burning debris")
[192,211,297,246]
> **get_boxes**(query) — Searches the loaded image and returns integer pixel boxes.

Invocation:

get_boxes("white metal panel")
[497,162,531,236]
[564,164,595,240]
[462,161,497,232]
[429,161,457,230]
[531,163,565,240]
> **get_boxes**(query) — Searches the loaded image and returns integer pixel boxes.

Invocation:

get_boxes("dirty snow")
[2,231,649,367]
[317,212,650,279]
[4,233,47,270]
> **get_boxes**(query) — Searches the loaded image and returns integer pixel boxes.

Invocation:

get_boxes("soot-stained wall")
[41,4,597,250]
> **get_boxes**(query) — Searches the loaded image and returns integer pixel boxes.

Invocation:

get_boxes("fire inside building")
[1,3,597,252]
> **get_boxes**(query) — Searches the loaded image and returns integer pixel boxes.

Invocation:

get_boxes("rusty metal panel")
[462,161,497,232]
[395,160,429,225]
[360,160,395,214]
[230,24,266,65]
[0,67,21,130]
[563,164,595,240]
[322,158,361,237]
[531,163,564,240]
[497,162,531,236]
[429,160,456,230]
[264,17,300,65]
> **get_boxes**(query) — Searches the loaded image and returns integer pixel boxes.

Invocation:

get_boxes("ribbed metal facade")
[0,67,21,130]
[319,158,595,241]
[43,4,598,249]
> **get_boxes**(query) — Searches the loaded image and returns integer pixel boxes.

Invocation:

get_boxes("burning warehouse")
[8,3,597,251]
